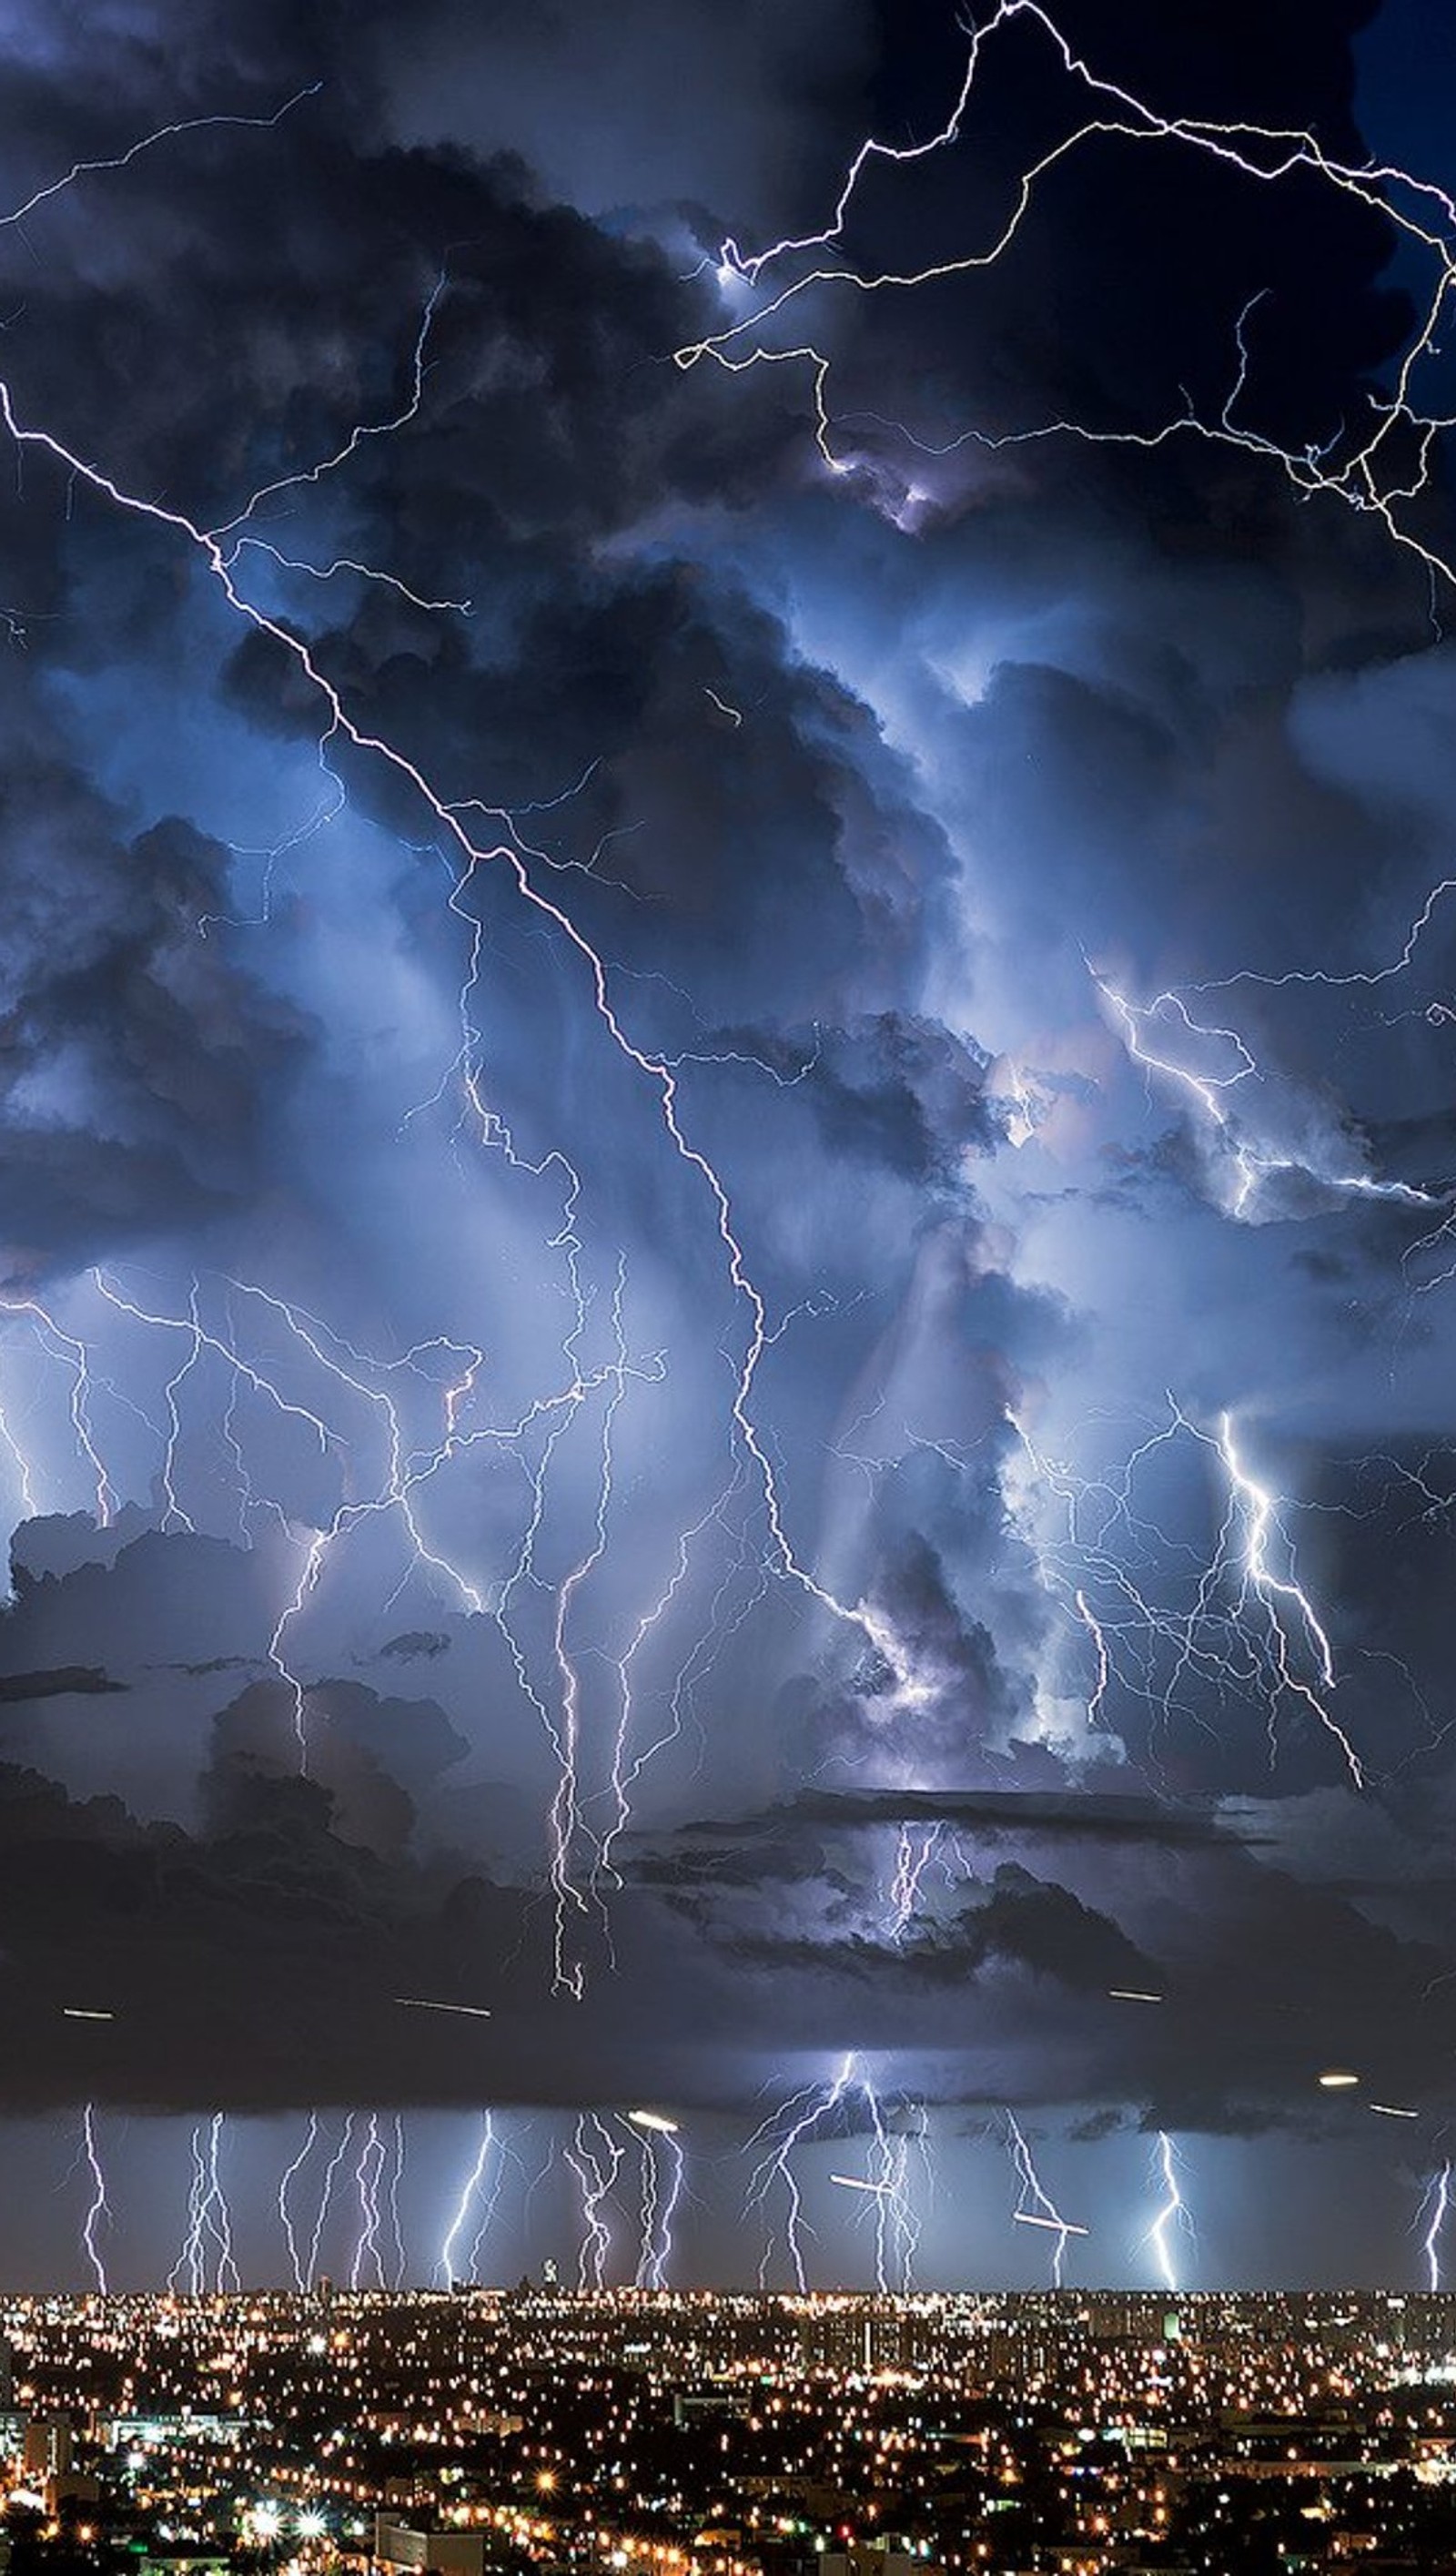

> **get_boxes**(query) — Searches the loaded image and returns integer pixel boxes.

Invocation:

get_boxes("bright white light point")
[252,2506,283,2539]
[1319,2070,1360,2089]
[1014,2210,1090,2236]
[296,2511,327,2540]
[627,2108,679,2135]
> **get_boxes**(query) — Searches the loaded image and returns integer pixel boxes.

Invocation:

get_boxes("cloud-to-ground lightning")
[745,2057,925,2293]
[744,2055,858,2293]
[386,2115,409,2288]
[1143,2134,1195,2294]
[349,2115,389,2292]
[278,2115,320,2295]
[440,2114,497,2290]
[1418,2163,1452,2290]
[1006,2113,1086,2286]
[79,2105,111,2296]
[169,2115,238,2297]
[567,2115,625,2290]
[306,2115,355,2292]
[627,2115,685,2292]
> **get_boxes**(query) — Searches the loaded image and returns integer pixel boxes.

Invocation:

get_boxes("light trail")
[745,2058,925,2293]
[395,1999,493,2020]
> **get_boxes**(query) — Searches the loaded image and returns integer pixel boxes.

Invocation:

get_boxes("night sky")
[3,0,1456,2297]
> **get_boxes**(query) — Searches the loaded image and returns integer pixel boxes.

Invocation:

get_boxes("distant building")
[373,2517,486,2576]
[23,2417,72,2481]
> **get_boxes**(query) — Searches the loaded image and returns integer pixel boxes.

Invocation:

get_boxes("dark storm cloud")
[787,0,1404,516]
[0,725,309,1283]
[371,0,874,235]
[723,1863,1158,1995]
[375,1631,450,1663]
[649,1786,1252,1851]
[0,1668,126,1704]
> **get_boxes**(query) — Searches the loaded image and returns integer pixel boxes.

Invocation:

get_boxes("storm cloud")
[0,0,1454,2290]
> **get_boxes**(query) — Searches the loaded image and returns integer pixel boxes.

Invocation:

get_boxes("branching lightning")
[169,2115,238,2297]
[566,2115,625,2291]
[0,144,934,1990]
[677,0,1456,602]
[1005,2112,1086,2287]
[624,2115,686,2291]
[745,2056,925,2293]
[1006,1400,1374,1786]
[440,2114,498,2290]
[1143,2132,1195,2294]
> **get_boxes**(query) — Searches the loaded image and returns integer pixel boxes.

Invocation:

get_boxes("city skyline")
[3,0,1456,2287]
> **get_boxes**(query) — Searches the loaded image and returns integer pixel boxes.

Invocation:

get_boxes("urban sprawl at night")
[3,2288,1456,2576]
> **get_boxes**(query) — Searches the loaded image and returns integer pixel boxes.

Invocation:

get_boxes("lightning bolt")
[625,2119,686,2292]
[440,2114,498,2290]
[349,2114,387,2291]
[1094,970,1449,1223]
[677,0,1456,599]
[1143,2132,1195,2294]
[745,2055,857,2292]
[79,2104,111,2296]
[306,2114,356,2291]
[851,2091,927,2295]
[386,2114,409,2288]
[566,2115,625,2291]
[1005,2111,1085,2287]
[169,2114,238,2295]
[1419,2161,1452,2291]
[0,1296,116,1525]
[278,2114,320,2295]
[884,1823,945,1939]
[1006,1401,1371,1787]
[744,2055,922,2293]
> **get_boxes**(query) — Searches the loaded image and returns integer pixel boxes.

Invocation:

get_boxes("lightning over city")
[0,0,1452,2303]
